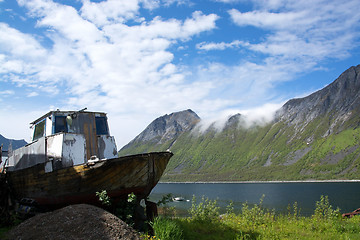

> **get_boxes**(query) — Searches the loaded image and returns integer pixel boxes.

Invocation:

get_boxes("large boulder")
[6,204,140,240]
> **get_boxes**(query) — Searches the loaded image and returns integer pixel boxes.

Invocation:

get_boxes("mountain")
[120,109,200,154]
[119,64,360,181]
[0,134,27,152]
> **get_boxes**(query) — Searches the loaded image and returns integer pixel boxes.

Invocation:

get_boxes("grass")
[142,195,360,240]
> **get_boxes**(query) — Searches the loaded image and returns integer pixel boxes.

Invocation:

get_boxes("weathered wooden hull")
[7,152,172,207]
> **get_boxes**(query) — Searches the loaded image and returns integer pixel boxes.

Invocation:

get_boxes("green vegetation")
[96,190,138,227]
[119,111,360,181]
[188,196,220,222]
[142,195,360,240]
[96,190,111,206]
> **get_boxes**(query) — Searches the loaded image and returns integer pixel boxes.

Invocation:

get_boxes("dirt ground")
[6,204,140,240]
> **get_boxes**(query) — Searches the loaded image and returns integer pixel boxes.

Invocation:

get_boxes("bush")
[312,195,340,221]
[240,195,274,227]
[188,195,220,222]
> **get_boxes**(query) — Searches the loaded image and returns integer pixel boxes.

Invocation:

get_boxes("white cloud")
[0,90,14,96]
[228,9,308,30]
[0,23,46,59]
[194,102,284,134]
[240,102,284,126]
[194,0,360,104]
[27,92,39,97]
[227,0,360,62]
[80,0,139,26]
[2,0,360,147]
[196,40,248,50]
[1,0,221,147]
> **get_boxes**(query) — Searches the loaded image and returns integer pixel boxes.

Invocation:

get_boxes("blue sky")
[1,0,360,148]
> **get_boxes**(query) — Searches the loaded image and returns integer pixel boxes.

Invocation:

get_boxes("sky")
[0,0,360,148]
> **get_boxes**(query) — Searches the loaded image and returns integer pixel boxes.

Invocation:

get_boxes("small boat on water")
[1,108,173,209]
[172,197,185,202]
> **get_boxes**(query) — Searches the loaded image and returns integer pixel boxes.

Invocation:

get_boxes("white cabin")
[7,109,118,172]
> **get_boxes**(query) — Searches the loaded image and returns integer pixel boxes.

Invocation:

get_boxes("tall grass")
[143,195,360,240]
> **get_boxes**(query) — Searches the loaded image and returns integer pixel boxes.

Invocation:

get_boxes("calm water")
[149,182,360,216]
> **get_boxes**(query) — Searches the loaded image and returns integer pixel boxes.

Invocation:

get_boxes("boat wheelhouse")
[7,108,118,172]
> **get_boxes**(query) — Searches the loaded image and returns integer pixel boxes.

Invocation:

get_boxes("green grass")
[143,196,360,240]
[120,111,360,182]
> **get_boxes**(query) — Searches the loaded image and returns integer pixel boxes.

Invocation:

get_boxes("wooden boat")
[4,108,173,208]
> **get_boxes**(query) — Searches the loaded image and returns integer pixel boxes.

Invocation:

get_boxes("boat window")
[54,116,68,134]
[33,120,45,141]
[95,116,109,135]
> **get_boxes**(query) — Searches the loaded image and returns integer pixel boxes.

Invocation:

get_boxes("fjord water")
[149,182,360,216]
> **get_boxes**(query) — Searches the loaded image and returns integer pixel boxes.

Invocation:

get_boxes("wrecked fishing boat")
[2,108,173,209]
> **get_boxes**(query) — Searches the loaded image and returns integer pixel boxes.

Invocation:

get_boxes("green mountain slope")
[119,65,360,181]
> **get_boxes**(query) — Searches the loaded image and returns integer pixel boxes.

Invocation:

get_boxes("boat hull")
[7,152,172,207]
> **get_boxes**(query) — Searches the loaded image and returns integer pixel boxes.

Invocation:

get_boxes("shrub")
[188,195,220,222]
[312,195,340,221]
[240,195,275,228]
[96,190,111,206]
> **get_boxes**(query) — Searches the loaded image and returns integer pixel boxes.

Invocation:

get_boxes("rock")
[121,109,200,149]
[6,204,140,240]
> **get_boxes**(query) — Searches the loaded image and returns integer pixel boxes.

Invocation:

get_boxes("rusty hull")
[7,151,173,207]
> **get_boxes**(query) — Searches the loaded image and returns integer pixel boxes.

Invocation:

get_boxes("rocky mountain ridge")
[116,64,360,181]
[120,109,200,151]
[276,65,360,135]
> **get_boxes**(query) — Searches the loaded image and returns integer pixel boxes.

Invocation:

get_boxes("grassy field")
[1,194,359,239]
[142,195,360,240]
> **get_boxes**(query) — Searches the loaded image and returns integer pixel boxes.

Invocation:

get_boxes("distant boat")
[2,108,173,209]
[172,197,185,202]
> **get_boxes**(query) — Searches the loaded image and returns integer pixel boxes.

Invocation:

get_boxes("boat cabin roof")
[30,108,111,142]
[30,108,107,125]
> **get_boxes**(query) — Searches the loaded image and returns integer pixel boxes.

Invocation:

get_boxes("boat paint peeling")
[97,135,118,159]
[6,110,117,173]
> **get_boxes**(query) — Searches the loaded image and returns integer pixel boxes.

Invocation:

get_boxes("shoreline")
[159,179,360,184]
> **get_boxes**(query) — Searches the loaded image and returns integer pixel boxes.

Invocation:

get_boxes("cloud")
[1,0,221,146]
[196,0,360,64]
[0,23,46,60]
[0,90,14,96]
[193,0,360,110]
[8,0,219,102]
[194,102,283,134]
[196,40,248,50]
[1,0,360,147]
[227,0,360,61]
[228,9,307,29]
[80,0,139,26]
[27,92,39,97]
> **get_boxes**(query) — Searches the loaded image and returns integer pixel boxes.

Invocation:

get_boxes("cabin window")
[54,116,68,134]
[95,116,109,135]
[33,120,45,141]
